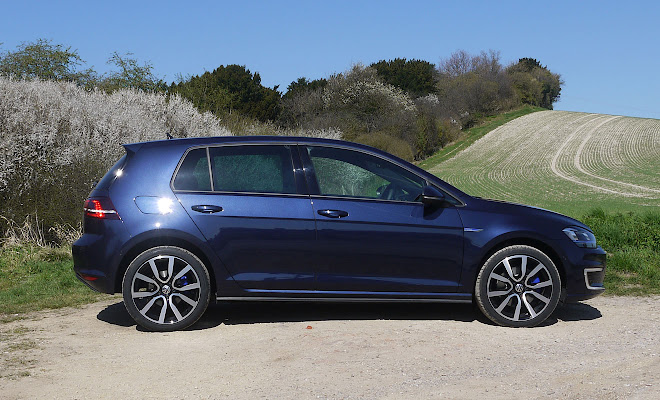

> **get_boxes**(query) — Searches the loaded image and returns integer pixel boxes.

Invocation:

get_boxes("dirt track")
[1,296,659,399]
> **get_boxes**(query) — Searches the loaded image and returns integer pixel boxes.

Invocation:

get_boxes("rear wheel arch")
[116,235,217,296]
[122,245,211,331]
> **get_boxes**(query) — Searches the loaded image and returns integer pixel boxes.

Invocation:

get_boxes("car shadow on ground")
[97,300,602,331]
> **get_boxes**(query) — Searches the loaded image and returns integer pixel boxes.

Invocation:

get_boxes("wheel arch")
[115,231,219,296]
[472,237,566,293]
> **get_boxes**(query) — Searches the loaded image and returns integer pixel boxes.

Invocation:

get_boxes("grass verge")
[583,209,660,296]
[417,105,544,170]
[0,245,105,316]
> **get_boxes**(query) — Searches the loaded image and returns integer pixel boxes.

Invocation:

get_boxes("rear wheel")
[122,246,211,331]
[475,245,561,327]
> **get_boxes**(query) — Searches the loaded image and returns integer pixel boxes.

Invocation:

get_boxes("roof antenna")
[166,132,173,140]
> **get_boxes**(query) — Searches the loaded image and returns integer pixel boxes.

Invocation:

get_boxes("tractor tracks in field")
[550,114,660,198]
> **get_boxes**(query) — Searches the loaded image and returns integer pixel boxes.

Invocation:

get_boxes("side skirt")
[217,290,472,303]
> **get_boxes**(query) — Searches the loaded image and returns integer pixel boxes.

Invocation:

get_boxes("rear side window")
[173,148,212,191]
[209,145,296,194]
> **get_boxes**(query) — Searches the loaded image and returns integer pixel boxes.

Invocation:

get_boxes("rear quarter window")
[172,148,212,191]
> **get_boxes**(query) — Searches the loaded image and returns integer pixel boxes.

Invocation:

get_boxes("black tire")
[475,245,561,327]
[122,246,211,331]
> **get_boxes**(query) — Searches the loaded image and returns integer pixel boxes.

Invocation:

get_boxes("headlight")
[562,227,597,248]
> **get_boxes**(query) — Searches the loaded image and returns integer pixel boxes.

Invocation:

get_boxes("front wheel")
[122,246,211,331]
[475,245,561,327]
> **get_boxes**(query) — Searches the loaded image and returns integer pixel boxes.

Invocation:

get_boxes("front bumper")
[561,245,607,302]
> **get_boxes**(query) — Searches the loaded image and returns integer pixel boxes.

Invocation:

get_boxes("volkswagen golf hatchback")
[73,136,606,331]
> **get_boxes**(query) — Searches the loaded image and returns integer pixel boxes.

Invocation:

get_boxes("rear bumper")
[72,219,130,294]
[72,235,117,294]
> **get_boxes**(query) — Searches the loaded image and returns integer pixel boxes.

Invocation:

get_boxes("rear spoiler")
[122,142,144,155]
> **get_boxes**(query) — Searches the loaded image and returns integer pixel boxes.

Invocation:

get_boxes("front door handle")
[191,205,223,214]
[317,209,349,218]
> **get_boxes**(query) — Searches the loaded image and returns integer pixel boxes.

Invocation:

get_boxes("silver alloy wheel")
[486,255,555,322]
[130,255,202,325]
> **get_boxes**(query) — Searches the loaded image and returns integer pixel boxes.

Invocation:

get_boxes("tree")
[100,52,166,93]
[0,38,97,86]
[437,50,515,125]
[283,77,327,99]
[171,64,281,122]
[507,58,562,109]
[371,58,437,95]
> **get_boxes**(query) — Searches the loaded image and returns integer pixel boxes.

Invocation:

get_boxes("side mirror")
[421,185,446,207]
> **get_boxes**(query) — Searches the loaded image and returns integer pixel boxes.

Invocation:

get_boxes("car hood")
[469,197,591,231]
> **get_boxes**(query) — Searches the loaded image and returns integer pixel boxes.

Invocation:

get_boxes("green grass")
[417,105,544,170]
[583,209,660,296]
[0,245,106,315]
[0,210,657,318]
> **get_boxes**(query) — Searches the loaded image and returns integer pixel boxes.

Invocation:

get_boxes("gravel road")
[1,296,658,399]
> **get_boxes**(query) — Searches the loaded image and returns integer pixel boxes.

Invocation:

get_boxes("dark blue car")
[72,136,606,331]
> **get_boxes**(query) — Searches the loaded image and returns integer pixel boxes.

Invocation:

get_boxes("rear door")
[173,144,316,291]
[302,145,464,294]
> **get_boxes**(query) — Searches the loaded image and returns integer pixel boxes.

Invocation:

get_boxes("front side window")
[210,145,297,194]
[306,146,424,201]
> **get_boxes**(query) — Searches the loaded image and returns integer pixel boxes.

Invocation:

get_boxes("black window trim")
[298,143,465,206]
[170,142,309,198]
[169,141,465,206]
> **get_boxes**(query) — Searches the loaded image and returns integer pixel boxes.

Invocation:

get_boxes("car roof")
[123,135,381,155]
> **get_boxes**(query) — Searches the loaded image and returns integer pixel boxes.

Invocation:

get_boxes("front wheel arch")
[474,245,562,327]
[471,237,566,292]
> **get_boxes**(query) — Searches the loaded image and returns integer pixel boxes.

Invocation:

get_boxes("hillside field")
[429,110,660,217]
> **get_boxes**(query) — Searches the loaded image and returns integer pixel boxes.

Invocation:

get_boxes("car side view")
[72,136,606,331]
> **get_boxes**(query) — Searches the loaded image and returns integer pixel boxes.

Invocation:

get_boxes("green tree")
[171,64,281,122]
[370,58,437,95]
[100,52,166,92]
[0,38,97,86]
[283,77,327,99]
[507,58,562,109]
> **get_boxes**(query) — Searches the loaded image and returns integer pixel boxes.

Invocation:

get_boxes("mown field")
[429,110,660,216]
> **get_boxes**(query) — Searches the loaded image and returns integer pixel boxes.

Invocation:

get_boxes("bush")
[582,209,660,295]
[0,77,231,242]
[353,131,414,161]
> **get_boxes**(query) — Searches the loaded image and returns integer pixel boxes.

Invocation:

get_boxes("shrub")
[353,131,414,161]
[0,77,230,242]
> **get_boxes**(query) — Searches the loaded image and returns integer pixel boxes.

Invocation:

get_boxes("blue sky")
[2,0,659,119]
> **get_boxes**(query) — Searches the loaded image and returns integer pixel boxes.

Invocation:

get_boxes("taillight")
[84,197,120,220]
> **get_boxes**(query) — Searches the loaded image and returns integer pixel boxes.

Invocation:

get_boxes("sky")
[1,0,659,119]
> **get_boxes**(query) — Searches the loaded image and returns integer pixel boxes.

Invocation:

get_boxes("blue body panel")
[311,197,463,292]
[176,192,317,290]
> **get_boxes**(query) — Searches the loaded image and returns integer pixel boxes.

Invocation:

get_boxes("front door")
[303,145,464,294]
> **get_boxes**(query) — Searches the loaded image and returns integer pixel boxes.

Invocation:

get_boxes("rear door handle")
[191,205,223,214]
[317,209,349,218]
